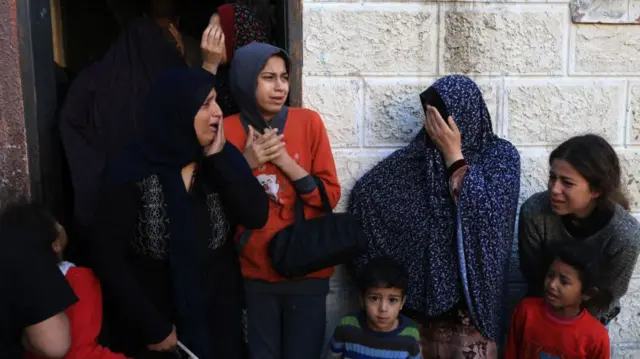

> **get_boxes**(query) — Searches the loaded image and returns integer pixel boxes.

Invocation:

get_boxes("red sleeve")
[299,110,341,209]
[589,328,611,359]
[448,165,469,203]
[64,267,130,359]
[505,300,527,359]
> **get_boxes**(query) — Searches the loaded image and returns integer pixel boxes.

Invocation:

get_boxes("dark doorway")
[17,0,302,231]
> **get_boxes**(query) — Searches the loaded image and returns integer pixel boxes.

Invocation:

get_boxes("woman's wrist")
[277,157,307,181]
[202,61,219,74]
[444,149,464,168]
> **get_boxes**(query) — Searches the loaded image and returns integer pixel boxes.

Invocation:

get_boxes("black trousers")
[245,279,328,359]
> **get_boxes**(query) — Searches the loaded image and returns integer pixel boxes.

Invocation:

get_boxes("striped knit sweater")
[327,312,421,359]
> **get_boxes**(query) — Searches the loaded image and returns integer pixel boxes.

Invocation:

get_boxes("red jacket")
[26,263,129,359]
[225,108,341,282]
[505,297,610,359]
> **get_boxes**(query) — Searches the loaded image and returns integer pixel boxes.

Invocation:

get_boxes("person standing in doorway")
[87,67,268,359]
[199,4,271,117]
[60,2,226,240]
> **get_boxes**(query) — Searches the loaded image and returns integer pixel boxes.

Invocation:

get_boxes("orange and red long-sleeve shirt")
[224,108,341,282]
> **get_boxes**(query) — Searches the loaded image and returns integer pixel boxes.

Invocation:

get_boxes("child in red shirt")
[506,243,610,359]
[25,220,129,359]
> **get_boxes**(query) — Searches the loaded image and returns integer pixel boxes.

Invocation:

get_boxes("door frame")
[284,0,303,107]
[17,0,62,208]
[16,0,304,205]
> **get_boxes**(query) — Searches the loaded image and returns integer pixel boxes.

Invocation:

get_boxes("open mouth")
[209,120,220,133]
[545,290,559,301]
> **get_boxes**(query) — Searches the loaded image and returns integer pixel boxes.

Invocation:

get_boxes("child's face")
[52,221,68,257]
[544,259,584,312]
[361,287,405,332]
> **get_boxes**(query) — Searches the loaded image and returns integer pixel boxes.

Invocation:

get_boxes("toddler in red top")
[506,243,610,359]
[25,221,129,359]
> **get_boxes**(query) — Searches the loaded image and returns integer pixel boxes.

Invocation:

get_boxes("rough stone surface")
[518,149,551,204]
[632,0,640,23]
[571,0,640,23]
[0,0,29,206]
[364,78,500,146]
[303,77,362,148]
[364,78,431,146]
[619,150,640,212]
[442,6,566,75]
[574,26,640,73]
[630,83,640,143]
[610,279,640,343]
[303,2,640,354]
[333,150,392,212]
[506,80,625,145]
[613,344,640,359]
[303,4,438,75]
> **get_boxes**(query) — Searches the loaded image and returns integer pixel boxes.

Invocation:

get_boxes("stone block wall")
[301,1,640,356]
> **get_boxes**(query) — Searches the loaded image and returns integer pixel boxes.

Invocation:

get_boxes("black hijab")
[109,67,217,358]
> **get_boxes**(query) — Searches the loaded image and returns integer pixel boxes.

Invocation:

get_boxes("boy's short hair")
[0,199,58,250]
[357,257,409,296]
[548,242,603,292]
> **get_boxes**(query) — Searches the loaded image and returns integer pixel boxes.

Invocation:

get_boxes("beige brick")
[613,344,640,359]
[518,149,550,205]
[364,78,500,146]
[506,80,626,146]
[629,82,640,143]
[303,77,362,148]
[632,0,640,24]
[573,25,640,74]
[615,347,640,359]
[303,4,438,75]
[333,150,392,212]
[364,78,431,146]
[442,5,566,75]
[609,279,640,343]
[618,150,640,213]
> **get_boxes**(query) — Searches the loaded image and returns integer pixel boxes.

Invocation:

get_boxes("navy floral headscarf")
[349,75,521,341]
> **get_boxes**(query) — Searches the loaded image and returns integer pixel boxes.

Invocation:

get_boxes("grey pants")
[245,279,328,359]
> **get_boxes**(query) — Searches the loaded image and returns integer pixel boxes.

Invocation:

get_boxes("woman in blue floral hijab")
[349,75,521,358]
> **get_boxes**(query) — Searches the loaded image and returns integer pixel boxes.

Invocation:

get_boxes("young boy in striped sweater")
[327,257,421,359]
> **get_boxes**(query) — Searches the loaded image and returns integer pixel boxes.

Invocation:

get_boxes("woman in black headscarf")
[59,8,225,236]
[87,67,268,359]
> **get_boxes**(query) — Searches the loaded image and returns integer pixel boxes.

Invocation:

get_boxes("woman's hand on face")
[205,118,226,156]
[148,325,177,352]
[201,24,225,74]
[424,105,464,166]
[243,126,285,170]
